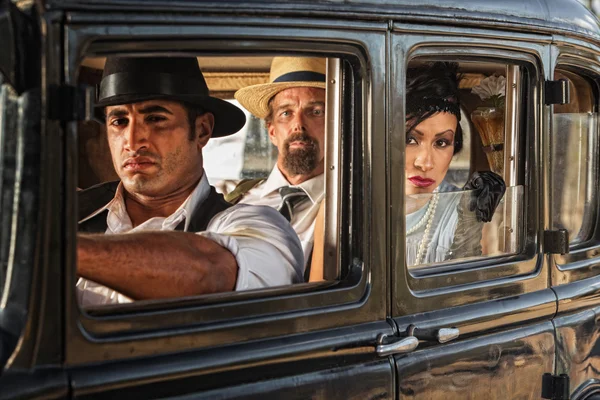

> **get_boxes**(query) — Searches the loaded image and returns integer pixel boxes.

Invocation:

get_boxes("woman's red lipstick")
[408,176,435,188]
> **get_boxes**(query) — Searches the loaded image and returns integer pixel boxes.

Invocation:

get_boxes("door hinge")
[543,229,569,255]
[545,79,570,105]
[48,84,95,122]
[542,373,570,400]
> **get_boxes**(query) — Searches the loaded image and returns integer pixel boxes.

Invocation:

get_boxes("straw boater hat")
[95,56,246,138]
[234,57,326,119]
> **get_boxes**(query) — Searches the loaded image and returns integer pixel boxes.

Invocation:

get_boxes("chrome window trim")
[550,49,600,284]
[64,21,387,365]
[390,36,549,315]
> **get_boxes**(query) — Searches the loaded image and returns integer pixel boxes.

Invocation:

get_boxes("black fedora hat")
[95,56,246,138]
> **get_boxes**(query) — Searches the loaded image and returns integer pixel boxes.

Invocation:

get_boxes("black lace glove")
[463,171,506,223]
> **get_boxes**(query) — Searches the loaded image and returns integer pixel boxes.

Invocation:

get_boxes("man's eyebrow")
[138,105,174,115]
[274,100,325,111]
[274,101,294,111]
[411,128,455,137]
[106,108,128,119]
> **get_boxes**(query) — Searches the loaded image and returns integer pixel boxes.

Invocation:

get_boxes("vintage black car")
[2,0,600,399]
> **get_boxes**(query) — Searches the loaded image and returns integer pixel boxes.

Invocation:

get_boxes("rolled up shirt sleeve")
[198,204,304,290]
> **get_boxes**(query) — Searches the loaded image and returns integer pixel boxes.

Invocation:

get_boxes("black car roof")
[46,0,600,41]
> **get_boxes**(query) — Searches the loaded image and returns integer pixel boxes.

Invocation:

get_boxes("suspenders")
[223,178,265,205]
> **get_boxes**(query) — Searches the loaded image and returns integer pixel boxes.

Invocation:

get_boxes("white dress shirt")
[238,166,325,266]
[77,172,304,306]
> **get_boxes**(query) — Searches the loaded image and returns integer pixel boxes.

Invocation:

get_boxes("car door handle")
[376,334,419,357]
[407,324,460,344]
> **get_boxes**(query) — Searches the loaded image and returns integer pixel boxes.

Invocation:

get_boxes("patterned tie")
[278,187,309,222]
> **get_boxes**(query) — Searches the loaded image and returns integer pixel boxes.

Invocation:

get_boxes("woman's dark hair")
[405,62,463,154]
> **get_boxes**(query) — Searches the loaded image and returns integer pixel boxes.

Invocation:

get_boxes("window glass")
[76,54,347,309]
[0,80,17,300]
[551,69,598,245]
[404,59,525,271]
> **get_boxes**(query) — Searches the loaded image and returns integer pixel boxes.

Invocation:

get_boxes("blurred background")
[577,0,600,15]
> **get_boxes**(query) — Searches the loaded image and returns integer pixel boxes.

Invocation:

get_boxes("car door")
[0,0,68,398]
[389,23,557,399]
[548,40,600,400]
[59,3,395,399]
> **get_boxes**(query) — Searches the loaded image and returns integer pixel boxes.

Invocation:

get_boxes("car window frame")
[549,44,600,285]
[390,26,551,317]
[63,18,389,365]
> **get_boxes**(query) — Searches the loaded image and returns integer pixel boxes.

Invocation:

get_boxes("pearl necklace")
[407,193,437,235]
[407,193,439,265]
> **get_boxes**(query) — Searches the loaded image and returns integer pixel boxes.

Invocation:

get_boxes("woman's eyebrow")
[411,128,455,137]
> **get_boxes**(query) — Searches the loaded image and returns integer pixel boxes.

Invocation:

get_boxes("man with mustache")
[230,57,326,281]
[76,56,304,306]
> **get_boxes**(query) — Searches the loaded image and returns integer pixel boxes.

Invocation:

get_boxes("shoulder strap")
[223,178,265,205]
[308,199,326,282]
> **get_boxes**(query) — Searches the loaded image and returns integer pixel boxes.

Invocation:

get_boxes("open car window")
[76,53,358,311]
[403,59,526,272]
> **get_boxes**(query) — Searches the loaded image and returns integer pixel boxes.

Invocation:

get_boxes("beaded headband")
[406,96,461,121]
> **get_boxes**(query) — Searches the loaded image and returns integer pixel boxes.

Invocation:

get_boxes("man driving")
[76,56,304,306]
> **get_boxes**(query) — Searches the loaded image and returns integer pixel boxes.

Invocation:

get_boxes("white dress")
[406,181,482,268]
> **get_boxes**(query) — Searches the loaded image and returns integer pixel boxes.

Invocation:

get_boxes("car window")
[551,68,598,246]
[76,53,355,310]
[403,59,525,271]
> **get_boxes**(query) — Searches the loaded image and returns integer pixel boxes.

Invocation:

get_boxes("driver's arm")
[78,231,237,300]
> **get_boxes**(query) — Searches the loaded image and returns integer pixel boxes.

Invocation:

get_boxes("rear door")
[390,24,557,399]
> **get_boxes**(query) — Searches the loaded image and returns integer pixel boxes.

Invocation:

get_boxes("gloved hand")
[463,171,506,223]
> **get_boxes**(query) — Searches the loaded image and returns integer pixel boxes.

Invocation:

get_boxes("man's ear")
[196,112,215,149]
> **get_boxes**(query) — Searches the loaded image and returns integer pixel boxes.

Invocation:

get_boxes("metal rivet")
[329,165,335,170]
[330,79,336,84]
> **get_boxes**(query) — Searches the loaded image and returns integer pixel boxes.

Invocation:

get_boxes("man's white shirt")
[77,172,304,306]
[237,166,324,266]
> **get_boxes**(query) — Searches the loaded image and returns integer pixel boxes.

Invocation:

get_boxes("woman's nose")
[414,146,434,172]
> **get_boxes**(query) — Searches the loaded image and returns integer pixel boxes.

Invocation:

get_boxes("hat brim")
[235,81,326,119]
[94,94,246,138]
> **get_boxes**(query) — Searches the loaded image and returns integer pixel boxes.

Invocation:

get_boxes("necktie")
[278,187,309,222]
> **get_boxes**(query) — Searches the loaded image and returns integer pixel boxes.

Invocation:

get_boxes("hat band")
[273,71,326,84]
[98,72,209,101]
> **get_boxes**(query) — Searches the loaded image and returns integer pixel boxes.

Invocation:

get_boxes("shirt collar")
[260,166,325,204]
[79,172,211,231]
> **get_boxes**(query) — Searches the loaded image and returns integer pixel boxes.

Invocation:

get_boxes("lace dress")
[405,181,483,268]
